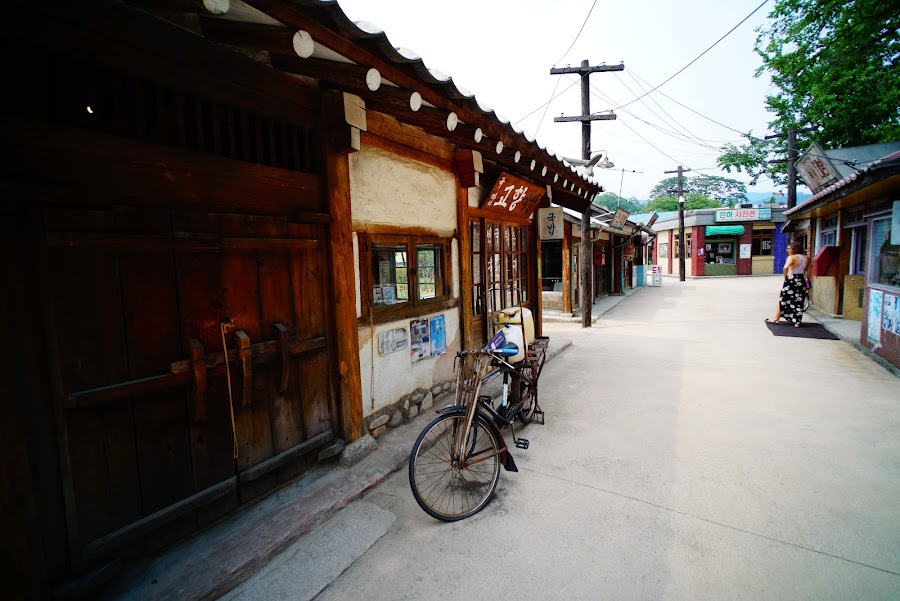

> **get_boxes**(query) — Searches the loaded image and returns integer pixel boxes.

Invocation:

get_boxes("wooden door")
[470,219,532,345]
[40,204,335,568]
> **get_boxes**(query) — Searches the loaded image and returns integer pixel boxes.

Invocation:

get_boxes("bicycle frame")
[447,348,533,472]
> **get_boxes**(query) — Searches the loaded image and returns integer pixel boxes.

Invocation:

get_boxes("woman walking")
[767,241,808,328]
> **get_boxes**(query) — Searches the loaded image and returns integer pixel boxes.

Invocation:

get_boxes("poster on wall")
[739,244,751,259]
[378,327,408,357]
[410,318,430,363]
[430,315,447,357]
[868,289,883,343]
[883,293,900,335]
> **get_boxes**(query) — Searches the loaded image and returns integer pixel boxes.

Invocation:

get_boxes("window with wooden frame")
[483,222,529,315]
[361,233,452,322]
[752,230,773,256]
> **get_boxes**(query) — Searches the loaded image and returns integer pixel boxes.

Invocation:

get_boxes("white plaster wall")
[350,145,463,418]
[358,310,461,417]
[349,146,457,236]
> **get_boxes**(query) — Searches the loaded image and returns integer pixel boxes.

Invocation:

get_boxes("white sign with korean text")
[538,207,564,240]
[796,142,841,192]
[740,244,751,259]
[714,208,772,222]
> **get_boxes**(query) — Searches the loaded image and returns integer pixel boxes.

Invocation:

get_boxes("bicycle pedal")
[514,438,529,449]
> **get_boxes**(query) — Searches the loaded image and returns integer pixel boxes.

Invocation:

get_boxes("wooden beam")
[126,0,230,15]
[247,0,598,190]
[365,99,457,135]
[270,54,381,91]
[200,18,314,57]
[321,90,364,442]
[454,148,482,188]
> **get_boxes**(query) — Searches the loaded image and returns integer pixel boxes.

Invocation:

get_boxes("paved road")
[230,276,900,601]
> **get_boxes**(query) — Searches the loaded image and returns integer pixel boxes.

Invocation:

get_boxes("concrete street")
[224,276,900,601]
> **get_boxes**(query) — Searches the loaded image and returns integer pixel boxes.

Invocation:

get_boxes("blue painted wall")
[773,225,790,274]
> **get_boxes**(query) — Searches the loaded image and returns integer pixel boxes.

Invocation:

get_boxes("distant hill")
[744,191,811,206]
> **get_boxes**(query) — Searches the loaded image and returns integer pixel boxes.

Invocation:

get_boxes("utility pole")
[664,166,691,282]
[766,126,814,209]
[551,59,623,327]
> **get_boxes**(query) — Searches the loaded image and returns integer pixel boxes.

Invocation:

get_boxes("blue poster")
[868,289,883,343]
[430,315,446,357]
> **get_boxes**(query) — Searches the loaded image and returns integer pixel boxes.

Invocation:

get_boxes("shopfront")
[649,206,788,277]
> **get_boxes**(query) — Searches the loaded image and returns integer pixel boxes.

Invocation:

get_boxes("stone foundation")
[364,379,456,439]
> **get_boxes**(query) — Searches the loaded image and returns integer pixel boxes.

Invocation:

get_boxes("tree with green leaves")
[649,174,747,206]
[718,0,900,183]
[593,192,645,214]
[644,193,723,212]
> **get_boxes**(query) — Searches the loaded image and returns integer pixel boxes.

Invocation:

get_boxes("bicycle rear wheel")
[409,412,502,521]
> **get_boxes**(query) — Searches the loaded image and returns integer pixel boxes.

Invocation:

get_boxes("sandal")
[765,318,780,324]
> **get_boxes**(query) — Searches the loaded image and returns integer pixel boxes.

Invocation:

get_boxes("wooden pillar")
[533,216,543,338]
[456,183,473,350]
[562,221,572,314]
[322,90,363,442]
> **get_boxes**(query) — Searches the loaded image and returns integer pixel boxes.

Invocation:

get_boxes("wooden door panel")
[42,205,335,562]
[299,349,332,439]
[175,248,237,490]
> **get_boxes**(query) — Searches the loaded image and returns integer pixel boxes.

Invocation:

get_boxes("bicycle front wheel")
[409,412,502,521]
[802,293,810,312]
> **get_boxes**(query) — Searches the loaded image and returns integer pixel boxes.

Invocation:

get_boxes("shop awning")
[705,225,745,236]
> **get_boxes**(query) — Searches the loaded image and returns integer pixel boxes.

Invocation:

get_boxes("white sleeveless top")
[786,253,807,277]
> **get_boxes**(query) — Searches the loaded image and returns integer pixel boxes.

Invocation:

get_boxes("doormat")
[765,321,840,340]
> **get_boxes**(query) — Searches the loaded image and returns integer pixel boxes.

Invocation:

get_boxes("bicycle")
[802,277,811,312]
[408,325,548,522]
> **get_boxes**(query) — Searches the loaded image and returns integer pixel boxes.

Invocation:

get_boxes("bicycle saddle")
[498,342,520,357]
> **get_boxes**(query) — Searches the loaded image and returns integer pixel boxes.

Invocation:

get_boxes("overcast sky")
[334,0,787,201]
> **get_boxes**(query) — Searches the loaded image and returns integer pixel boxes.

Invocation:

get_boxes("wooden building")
[0,1,603,596]
[784,145,900,370]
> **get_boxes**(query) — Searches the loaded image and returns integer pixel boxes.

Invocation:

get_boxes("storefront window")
[819,214,838,247]
[673,234,691,258]
[752,231,773,256]
[364,233,451,320]
[704,238,735,264]
[870,217,900,288]
[850,226,867,275]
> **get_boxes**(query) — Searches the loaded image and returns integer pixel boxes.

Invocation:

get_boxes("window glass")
[850,227,867,275]
[416,244,442,300]
[752,231,773,256]
[372,243,409,307]
[870,217,900,287]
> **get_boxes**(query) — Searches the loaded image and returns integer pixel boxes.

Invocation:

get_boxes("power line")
[554,0,599,65]
[609,0,770,112]
[513,0,599,129]
[618,69,719,151]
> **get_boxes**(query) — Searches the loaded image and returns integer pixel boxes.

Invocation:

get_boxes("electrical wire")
[609,0,770,112]
[554,0,599,66]
[514,0,598,129]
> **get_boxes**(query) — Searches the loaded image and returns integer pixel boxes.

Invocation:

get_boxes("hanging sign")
[481,172,545,217]
[611,208,630,229]
[538,207,564,240]
[796,142,841,192]
[623,244,634,261]
[646,212,659,228]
